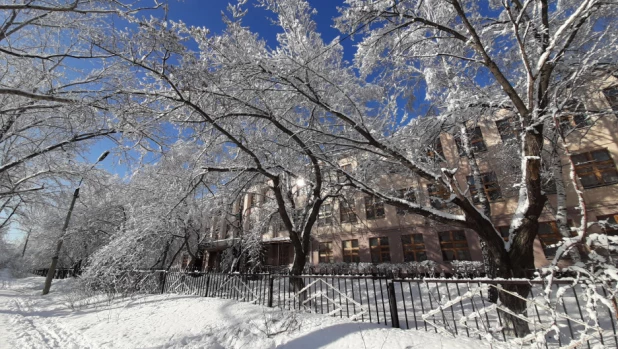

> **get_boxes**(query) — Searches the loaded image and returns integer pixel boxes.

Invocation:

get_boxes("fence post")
[267,275,274,307]
[204,275,211,297]
[387,281,400,328]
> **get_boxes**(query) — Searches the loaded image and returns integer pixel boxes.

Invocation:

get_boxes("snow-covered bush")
[450,261,485,278]
[79,267,162,299]
[303,261,437,277]
[61,287,97,311]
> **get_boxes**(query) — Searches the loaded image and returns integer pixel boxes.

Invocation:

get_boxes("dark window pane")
[443,250,455,261]
[580,175,600,187]
[453,231,467,240]
[602,170,618,184]
[439,232,451,241]
[538,223,553,235]
[573,114,588,128]
[572,154,589,165]
[488,191,501,201]
[593,150,611,161]
[457,250,471,260]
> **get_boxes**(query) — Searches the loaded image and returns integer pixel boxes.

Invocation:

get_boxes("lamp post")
[42,151,109,295]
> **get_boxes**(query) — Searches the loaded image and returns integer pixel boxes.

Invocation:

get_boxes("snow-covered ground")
[0,270,488,349]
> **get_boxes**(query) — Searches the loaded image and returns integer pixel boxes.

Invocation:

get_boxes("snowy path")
[0,287,95,348]
[0,273,489,349]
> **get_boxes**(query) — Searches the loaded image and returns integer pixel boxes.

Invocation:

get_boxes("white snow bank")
[0,272,488,349]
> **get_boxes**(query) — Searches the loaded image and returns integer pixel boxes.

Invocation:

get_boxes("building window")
[596,214,618,235]
[364,195,385,220]
[572,149,618,188]
[318,242,334,263]
[318,203,333,226]
[559,99,591,133]
[467,127,487,152]
[401,234,427,262]
[603,86,618,114]
[538,222,562,256]
[495,118,519,142]
[342,239,360,263]
[439,231,471,261]
[427,183,451,209]
[466,172,502,203]
[369,237,391,263]
[339,199,357,223]
[395,188,416,215]
[454,127,487,155]
[277,244,290,266]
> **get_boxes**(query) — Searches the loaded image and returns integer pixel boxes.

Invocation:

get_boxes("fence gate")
[292,278,367,320]
[211,274,261,303]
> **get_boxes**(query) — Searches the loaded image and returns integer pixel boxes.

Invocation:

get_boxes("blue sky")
[85,0,357,176]
[166,0,352,58]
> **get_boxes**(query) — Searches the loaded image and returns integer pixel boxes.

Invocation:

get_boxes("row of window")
[428,85,618,159]
[314,174,504,226]
[317,216,618,265]
[313,149,618,227]
[263,149,616,237]
[318,231,472,264]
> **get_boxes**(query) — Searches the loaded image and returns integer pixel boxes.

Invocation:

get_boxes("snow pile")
[0,272,488,349]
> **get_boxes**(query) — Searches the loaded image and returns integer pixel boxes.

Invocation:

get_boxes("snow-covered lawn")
[0,271,488,349]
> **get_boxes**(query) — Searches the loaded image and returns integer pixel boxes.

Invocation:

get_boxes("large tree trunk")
[491,116,548,336]
[290,242,307,305]
[471,214,535,337]
[501,220,540,337]
[498,280,533,337]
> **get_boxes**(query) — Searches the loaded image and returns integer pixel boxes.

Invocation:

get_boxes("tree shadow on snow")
[278,322,387,348]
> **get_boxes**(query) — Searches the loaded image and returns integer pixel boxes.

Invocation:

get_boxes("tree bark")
[552,145,582,262]
[289,241,307,304]
[42,187,80,295]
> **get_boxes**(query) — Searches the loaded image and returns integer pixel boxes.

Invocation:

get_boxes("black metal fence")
[160,271,618,348]
[32,268,79,279]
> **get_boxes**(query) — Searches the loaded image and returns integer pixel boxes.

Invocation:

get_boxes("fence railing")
[160,271,618,348]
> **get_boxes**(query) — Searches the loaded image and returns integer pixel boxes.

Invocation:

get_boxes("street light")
[42,151,110,295]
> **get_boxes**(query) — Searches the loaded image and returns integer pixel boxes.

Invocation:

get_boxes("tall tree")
[0,0,162,229]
